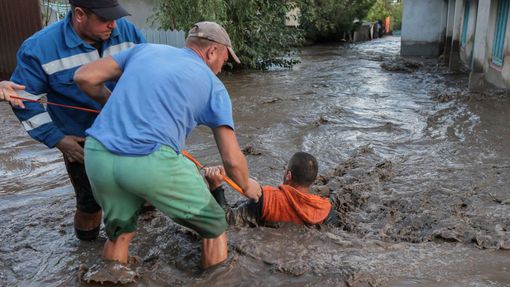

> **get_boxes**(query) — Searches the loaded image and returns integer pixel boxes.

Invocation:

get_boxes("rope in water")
[10,95,245,195]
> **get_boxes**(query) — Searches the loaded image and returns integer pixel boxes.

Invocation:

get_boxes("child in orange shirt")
[204,152,337,226]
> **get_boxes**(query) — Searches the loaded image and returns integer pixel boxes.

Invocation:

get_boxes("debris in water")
[380,57,423,73]
[262,98,281,104]
[315,116,330,126]
[80,261,139,284]
[242,145,262,156]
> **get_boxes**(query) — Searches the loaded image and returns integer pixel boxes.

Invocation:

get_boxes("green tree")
[366,0,402,30]
[298,0,376,42]
[154,0,304,70]
[366,0,391,22]
[392,1,403,30]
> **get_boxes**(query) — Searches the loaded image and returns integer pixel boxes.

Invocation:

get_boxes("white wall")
[402,0,446,42]
[119,0,159,29]
[401,0,448,56]
[460,0,478,68]
[484,0,510,88]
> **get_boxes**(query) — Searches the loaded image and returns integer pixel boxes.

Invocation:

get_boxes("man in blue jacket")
[9,0,145,241]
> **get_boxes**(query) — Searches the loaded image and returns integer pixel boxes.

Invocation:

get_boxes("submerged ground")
[1,37,510,286]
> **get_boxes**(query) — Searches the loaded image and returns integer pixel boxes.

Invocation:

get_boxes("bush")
[153,0,304,70]
[366,0,402,30]
[298,0,376,42]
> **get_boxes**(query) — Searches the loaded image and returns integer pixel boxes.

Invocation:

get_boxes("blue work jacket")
[10,12,145,148]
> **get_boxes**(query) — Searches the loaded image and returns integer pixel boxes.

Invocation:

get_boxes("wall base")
[401,41,441,57]
[449,40,462,72]
[468,72,486,91]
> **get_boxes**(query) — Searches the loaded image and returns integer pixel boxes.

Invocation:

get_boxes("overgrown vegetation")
[154,0,380,69]
[366,0,403,30]
[154,0,303,69]
[298,0,376,42]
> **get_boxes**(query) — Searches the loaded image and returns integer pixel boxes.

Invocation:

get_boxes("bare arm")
[212,126,261,201]
[74,56,121,105]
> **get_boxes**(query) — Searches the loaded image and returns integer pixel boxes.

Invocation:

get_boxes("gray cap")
[188,21,240,64]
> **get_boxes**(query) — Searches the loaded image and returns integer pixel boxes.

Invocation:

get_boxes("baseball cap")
[70,0,131,21]
[188,21,241,64]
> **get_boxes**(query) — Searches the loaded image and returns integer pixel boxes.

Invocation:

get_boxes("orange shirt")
[260,185,331,225]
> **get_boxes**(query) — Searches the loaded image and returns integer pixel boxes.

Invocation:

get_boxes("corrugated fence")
[140,29,186,48]
[0,0,42,80]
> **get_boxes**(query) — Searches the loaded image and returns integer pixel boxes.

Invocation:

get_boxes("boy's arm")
[204,166,228,209]
[204,166,264,227]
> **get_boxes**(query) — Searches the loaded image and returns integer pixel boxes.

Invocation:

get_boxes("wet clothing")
[85,43,235,240]
[84,137,227,240]
[86,44,234,156]
[261,185,332,225]
[63,152,101,214]
[10,12,145,148]
[211,185,335,226]
[9,12,144,240]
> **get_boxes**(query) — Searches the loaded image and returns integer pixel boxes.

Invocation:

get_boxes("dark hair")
[287,152,318,187]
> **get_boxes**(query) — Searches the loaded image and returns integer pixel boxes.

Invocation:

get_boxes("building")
[401,0,510,90]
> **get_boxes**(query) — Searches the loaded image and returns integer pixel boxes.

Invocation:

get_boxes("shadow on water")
[1,37,510,286]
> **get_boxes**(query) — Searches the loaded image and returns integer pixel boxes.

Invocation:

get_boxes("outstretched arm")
[74,56,121,105]
[212,126,261,201]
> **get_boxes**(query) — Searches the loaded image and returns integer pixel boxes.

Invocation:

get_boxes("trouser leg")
[63,155,102,241]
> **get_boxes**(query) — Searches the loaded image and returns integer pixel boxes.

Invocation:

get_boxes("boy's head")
[283,152,318,188]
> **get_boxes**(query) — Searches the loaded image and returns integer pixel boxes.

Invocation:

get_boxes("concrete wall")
[459,0,478,68]
[444,0,456,64]
[119,0,159,28]
[483,0,510,88]
[401,0,448,57]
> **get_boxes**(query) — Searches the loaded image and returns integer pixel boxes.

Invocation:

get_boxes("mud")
[1,37,510,286]
[80,261,139,284]
[313,145,510,249]
[380,57,423,73]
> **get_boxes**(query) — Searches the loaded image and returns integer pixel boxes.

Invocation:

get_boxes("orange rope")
[10,96,101,114]
[11,95,245,195]
[181,150,245,195]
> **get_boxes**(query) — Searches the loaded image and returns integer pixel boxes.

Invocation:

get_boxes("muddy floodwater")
[1,37,510,286]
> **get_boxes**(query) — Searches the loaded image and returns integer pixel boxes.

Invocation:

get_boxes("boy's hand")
[204,166,225,190]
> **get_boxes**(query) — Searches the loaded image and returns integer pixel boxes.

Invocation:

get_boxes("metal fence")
[0,0,42,80]
[140,29,186,48]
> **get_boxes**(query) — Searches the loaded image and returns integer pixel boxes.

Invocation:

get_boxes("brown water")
[1,37,510,286]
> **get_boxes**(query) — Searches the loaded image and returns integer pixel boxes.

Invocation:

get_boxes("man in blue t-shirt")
[75,22,261,269]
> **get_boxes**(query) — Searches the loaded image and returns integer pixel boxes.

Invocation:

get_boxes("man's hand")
[56,136,85,163]
[245,178,262,202]
[204,166,225,190]
[0,81,26,108]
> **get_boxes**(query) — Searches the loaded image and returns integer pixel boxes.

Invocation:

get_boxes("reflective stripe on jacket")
[10,12,145,147]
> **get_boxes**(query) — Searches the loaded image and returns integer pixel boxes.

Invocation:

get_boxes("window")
[492,0,510,66]
[461,1,470,47]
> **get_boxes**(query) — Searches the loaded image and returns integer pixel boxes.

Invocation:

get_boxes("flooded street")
[1,36,510,286]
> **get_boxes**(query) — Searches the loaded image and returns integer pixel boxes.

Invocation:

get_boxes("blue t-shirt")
[86,44,234,156]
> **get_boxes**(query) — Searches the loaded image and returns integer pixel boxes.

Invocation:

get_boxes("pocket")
[48,69,80,96]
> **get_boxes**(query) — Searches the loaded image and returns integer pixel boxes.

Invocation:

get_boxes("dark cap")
[188,21,240,64]
[70,0,130,21]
